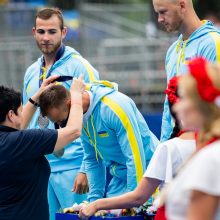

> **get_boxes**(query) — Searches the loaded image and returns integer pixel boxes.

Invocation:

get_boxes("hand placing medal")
[30,75,60,128]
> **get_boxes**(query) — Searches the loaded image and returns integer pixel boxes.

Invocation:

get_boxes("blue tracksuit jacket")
[23,45,99,172]
[82,81,159,201]
[161,21,220,142]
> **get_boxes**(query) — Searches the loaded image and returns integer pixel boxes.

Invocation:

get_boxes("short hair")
[35,7,64,30]
[0,85,21,123]
[39,85,70,117]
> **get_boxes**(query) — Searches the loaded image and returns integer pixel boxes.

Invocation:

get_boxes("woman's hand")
[79,202,98,219]
[39,75,59,96]
[21,75,59,129]
[70,74,85,95]
[32,75,59,102]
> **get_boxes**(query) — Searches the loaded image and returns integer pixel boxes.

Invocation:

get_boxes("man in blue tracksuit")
[152,0,220,142]
[39,81,159,202]
[23,8,99,220]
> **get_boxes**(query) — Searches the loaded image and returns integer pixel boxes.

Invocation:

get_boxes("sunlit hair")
[179,62,220,144]
[39,85,70,117]
[35,7,64,30]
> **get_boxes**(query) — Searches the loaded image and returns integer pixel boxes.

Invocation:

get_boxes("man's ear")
[61,26,67,40]
[66,98,71,107]
[179,0,186,12]
[32,27,36,38]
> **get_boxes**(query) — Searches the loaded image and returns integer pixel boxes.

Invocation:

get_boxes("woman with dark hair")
[0,75,85,220]
[79,76,196,220]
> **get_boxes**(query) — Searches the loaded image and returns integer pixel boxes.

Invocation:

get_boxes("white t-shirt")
[144,137,196,186]
[166,140,220,220]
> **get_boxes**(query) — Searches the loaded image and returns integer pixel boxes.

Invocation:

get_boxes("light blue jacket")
[161,21,220,142]
[23,45,99,172]
[82,81,159,202]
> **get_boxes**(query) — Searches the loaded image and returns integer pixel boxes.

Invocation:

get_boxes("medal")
[53,149,65,158]
[38,114,49,128]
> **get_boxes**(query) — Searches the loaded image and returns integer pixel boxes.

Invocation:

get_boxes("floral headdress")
[165,76,180,104]
[188,57,220,106]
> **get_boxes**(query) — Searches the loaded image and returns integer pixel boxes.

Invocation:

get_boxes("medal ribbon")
[39,44,65,87]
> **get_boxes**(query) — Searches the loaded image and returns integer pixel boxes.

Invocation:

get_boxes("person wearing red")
[164,57,220,220]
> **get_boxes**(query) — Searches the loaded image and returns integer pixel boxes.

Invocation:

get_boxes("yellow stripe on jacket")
[209,32,220,63]
[101,96,144,183]
[72,54,96,81]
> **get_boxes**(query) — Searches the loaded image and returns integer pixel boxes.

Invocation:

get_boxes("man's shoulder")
[62,47,91,69]
[100,92,136,118]
[198,31,220,46]
[64,46,95,65]
[25,60,40,75]
[168,38,179,48]
[187,25,220,49]
[166,38,179,58]
[196,28,220,39]
[64,46,82,62]
[65,45,79,54]
[193,31,220,60]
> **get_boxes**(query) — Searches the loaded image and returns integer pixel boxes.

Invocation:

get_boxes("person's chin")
[165,27,173,33]
[41,48,55,55]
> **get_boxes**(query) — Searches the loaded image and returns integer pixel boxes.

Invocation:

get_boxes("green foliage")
[193,0,220,19]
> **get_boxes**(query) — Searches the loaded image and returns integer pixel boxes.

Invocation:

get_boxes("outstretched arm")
[54,76,85,151]
[21,75,59,129]
[79,177,161,218]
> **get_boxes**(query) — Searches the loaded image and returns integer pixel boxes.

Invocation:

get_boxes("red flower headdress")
[165,76,180,104]
[188,57,220,105]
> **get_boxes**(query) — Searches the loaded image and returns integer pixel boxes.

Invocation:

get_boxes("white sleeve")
[144,141,176,183]
[183,144,220,196]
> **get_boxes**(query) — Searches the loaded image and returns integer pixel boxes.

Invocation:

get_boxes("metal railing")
[0,3,176,113]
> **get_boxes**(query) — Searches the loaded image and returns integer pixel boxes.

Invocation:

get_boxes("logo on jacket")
[184,56,196,64]
[98,131,109,138]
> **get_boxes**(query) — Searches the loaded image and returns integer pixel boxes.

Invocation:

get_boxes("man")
[39,81,159,202]
[152,0,220,141]
[22,8,99,220]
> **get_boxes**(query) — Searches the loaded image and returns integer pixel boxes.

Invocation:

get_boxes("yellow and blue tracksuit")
[161,20,220,142]
[82,81,159,202]
[23,45,99,220]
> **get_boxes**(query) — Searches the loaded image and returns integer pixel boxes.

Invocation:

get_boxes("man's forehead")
[35,16,61,28]
[153,0,176,6]
[48,106,63,114]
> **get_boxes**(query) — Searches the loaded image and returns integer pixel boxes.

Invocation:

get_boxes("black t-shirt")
[0,125,58,220]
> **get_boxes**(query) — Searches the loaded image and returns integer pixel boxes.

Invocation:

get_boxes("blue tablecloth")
[56,214,146,220]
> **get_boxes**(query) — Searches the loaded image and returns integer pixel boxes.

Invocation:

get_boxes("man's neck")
[43,44,63,69]
[43,53,56,69]
[82,91,90,113]
[180,11,203,40]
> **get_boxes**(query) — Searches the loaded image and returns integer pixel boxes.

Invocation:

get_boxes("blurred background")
[0,0,220,137]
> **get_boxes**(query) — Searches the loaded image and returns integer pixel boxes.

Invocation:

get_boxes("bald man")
[152,0,220,141]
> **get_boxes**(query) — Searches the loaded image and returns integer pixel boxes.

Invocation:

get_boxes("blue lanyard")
[39,44,65,87]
